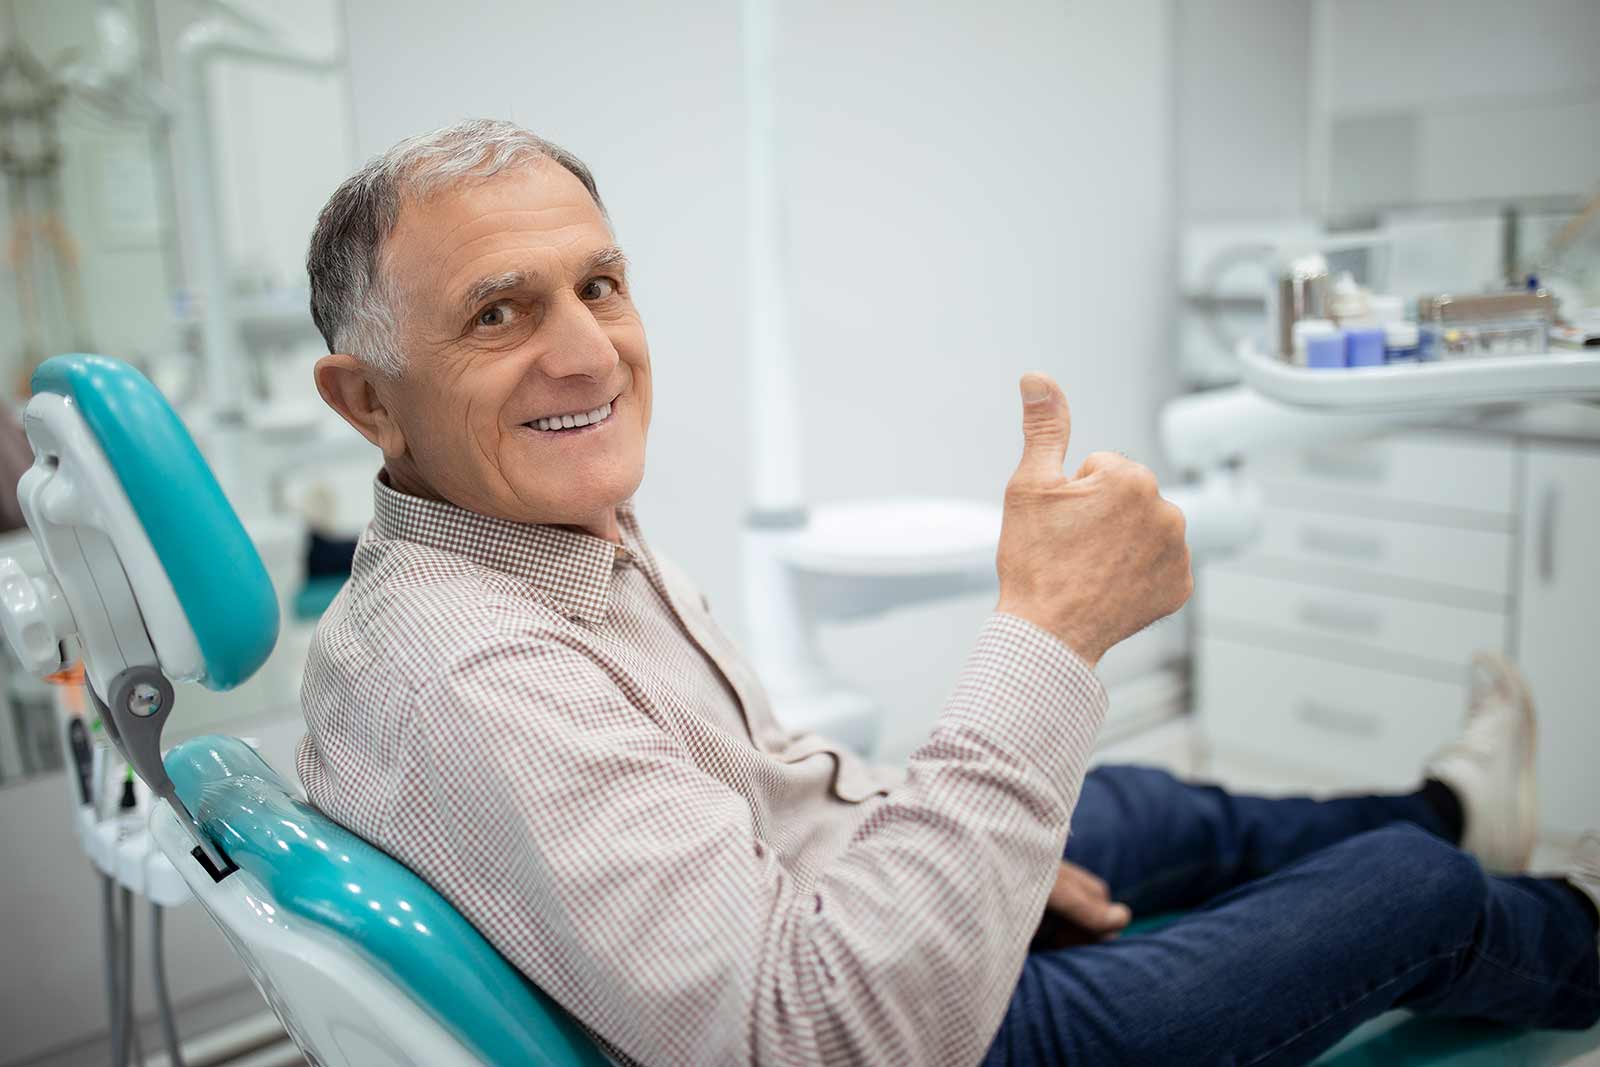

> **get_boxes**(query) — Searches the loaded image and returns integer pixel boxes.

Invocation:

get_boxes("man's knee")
[1347,823,1487,937]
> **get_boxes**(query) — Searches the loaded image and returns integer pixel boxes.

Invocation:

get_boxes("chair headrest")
[29,354,278,690]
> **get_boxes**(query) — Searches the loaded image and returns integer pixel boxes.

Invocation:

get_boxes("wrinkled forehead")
[382,160,613,314]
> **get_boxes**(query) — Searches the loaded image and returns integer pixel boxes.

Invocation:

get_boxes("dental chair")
[1,354,607,1066]
[0,353,1593,1067]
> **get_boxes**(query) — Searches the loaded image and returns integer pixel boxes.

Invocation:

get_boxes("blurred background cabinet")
[1197,428,1598,843]
[1517,443,1600,839]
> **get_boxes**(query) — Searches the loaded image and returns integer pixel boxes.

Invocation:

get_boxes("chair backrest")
[161,734,609,1067]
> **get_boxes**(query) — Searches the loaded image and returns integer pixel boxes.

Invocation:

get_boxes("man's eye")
[580,277,618,301]
[477,303,516,328]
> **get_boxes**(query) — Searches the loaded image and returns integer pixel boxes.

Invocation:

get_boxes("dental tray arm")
[1236,345,1600,412]
[1160,347,1600,560]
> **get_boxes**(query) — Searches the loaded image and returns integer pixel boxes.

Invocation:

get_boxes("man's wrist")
[944,613,1110,807]
[994,599,1105,667]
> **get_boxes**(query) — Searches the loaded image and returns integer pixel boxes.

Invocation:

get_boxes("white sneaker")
[1569,833,1600,954]
[1424,651,1537,874]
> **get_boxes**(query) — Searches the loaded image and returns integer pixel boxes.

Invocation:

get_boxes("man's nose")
[536,295,620,382]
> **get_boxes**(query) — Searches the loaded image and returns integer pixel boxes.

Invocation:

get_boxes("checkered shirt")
[297,477,1107,1066]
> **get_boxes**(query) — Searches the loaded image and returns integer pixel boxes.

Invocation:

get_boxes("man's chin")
[504,464,645,527]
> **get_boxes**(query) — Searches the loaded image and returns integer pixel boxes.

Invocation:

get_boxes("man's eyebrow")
[585,246,629,274]
[461,270,532,312]
[458,246,629,313]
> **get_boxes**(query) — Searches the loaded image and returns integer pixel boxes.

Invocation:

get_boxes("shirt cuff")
[937,612,1109,806]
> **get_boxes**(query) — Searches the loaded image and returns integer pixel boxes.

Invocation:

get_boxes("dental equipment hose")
[122,886,146,1067]
[103,875,123,1067]
[103,878,146,1067]
[100,878,185,1067]
[152,902,187,1067]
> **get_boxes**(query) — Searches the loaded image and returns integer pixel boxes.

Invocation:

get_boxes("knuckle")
[1082,450,1121,477]
[1112,461,1158,498]
[1003,479,1038,506]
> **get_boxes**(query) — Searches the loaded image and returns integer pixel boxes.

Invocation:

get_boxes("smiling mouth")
[526,394,620,433]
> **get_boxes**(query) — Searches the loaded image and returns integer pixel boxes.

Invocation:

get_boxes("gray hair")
[306,119,607,377]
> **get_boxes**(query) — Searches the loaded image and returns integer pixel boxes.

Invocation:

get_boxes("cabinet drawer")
[1198,637,1464,790]
[1246,507,1513,596]
[1251,435,1515,516]
[1199,567,1506,667]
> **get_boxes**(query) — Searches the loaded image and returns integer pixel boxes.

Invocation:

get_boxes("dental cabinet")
[1515,442,1600,838]
[1196,427,1600,840]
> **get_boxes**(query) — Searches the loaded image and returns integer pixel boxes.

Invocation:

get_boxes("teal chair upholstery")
[32,353,277,690]
[165,734,610,1067]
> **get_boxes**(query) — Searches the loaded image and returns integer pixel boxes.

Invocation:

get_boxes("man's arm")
[395,372,1189,1065]
[403,615,1103,1067]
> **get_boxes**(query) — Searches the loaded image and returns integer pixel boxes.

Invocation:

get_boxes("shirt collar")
[368,475,642,625]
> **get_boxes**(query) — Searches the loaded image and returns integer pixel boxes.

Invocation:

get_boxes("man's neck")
[565,512,623,544]
[380,465,623,544]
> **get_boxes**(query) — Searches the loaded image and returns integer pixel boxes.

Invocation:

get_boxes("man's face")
[374,160,651,531]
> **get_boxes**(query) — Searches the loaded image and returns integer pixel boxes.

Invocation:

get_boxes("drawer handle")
[1297,601,1383,635]
[1299,526,1384,562]
[1538,484,1561,584]
[1296,700,1380,738]
[1300,452,1387,483]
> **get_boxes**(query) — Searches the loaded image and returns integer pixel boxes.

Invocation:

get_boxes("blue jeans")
[983,765,1600,1066]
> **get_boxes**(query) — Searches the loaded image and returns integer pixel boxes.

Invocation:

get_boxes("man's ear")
[314,354,408,460]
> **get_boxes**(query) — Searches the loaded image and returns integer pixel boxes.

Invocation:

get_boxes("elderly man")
[300,120,1599,1066]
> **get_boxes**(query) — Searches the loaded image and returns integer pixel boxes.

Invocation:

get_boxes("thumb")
[1015,372,1071,480]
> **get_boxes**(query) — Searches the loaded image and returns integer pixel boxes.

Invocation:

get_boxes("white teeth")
[532,400,613,432]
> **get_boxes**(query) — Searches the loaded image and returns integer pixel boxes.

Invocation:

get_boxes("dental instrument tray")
[1237,345,1600,411]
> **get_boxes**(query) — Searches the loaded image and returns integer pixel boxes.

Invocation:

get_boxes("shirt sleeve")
[396,612,1106,1067]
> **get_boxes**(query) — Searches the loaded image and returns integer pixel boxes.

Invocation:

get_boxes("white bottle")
[1328,272,1369,325]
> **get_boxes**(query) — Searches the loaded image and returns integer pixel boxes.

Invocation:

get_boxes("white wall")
[1313,0,1600,217]
[342,0,1181,753]
[1176,0,1312,223]
[1177,0,1600,224]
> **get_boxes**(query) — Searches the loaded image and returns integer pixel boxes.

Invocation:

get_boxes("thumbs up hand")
[995,373,1192,667]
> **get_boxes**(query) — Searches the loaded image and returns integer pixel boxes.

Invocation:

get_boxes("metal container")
[1416,289,1555,360]
[1272,255,1330,361]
